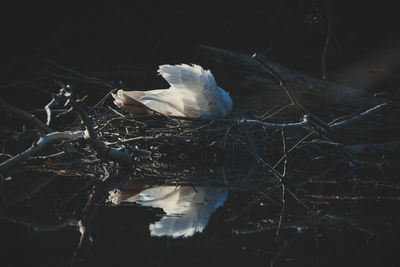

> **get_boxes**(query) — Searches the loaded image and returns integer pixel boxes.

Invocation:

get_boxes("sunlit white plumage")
[112,64,233,119]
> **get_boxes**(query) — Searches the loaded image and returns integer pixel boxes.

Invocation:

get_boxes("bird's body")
[112,64,233,119]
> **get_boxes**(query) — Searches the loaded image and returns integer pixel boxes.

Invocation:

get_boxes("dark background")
[1,1,399,107]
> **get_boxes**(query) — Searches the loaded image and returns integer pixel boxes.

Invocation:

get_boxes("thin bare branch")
[0,98,52,133]
[0,131,84,172]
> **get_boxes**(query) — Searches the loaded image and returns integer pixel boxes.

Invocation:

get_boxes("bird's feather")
[112,64,233,118]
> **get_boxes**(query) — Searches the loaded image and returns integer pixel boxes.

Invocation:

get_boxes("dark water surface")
[1,163,399,267]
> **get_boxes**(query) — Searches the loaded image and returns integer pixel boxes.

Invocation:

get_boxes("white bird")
[111,64,233,119]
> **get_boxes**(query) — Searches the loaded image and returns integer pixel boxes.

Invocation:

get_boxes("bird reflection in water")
[108,184,228,238]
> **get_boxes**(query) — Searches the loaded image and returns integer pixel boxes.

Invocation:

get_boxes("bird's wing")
[112,89,187,116]
[158,64,224,118]
[111,90,150,114]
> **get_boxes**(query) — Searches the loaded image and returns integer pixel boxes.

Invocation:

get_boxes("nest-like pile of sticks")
[0,79,390,184]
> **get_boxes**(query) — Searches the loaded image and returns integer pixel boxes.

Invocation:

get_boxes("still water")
[108,184,228,238]
[1,165,399,267]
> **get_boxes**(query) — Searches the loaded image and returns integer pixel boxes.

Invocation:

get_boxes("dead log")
[199,45,382,112]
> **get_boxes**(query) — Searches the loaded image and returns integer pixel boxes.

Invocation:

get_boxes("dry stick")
[44,61,125,113]
[0,98,99,175]
[263,103,294,120]
[44,87,71,126]
[1,86,135,172]
[273,102,389,169]
[330,102,388,128]
[257,104,282,119]
[59,85,133,165]
[185,119,216,133]
[107,105,128,118]
[286,187,311,210]
[252,54,331,132]
[96,117,123,134]
[308,102,388,164]
[233,224,307,235]
[118,134,187,144]
[240,114,309,129]
[95,116,146,135]
[0,98,52,134]
[243,124,283,179]
[274,131,315,169]
[44,95,58,126]
[0,131,85,172]
[105,106,147,125]
[320,102,389,163]
[89,89,117,112]
[250,103,387,212]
